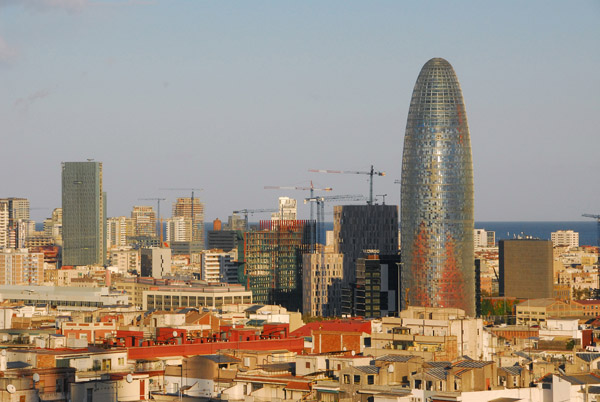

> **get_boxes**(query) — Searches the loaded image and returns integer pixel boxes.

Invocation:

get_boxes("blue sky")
[1,1,599,222]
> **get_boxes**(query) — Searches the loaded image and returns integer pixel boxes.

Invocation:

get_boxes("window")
[367,375,374,385]
[343,375,350,384]
[354,375,361,384]
[305,362,310,369]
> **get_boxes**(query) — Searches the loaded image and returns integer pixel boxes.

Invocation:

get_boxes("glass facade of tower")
[401,58,475,316]
[62,161,106,266]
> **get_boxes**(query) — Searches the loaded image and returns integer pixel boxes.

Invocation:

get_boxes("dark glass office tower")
[62,161,106,266]
[401,58,475,316]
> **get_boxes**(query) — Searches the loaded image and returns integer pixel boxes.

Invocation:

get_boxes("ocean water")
[475,221,598,247]
[207,221,599,248]
[317,221,598,247]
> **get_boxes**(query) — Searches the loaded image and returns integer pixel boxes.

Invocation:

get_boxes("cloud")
[0,35,18,65]
[14,88,52,111]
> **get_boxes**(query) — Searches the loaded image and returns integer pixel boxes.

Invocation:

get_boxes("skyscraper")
[62,161,106,266]
[172,197,205,249]
[401,58,475,316]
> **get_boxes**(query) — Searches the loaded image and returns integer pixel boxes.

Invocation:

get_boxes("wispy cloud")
[14,88,52,111]
[0,35,18,66]
[0,0,87,13]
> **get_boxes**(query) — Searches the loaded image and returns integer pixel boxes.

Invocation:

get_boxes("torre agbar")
[401,58,475,316]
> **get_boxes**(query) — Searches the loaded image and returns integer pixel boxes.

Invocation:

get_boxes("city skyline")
[1,1,598,222]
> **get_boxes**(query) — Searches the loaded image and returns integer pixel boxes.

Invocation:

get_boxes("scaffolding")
[243,220,313,311]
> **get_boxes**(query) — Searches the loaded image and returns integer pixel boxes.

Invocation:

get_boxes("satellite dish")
[33,373,40,382]
[126,374,133,383]
[351,350,355,356]
[1,350,6,356]
[6,384,15,394]
[173,331,178,337]
[388,365,395,373]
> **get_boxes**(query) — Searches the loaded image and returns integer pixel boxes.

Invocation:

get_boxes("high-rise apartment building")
[271,197,297,221]
[551,230,579,248]
[302,251,343,317]
[131,206,157,238]
[106,216,134,250]
[0,248,43,285]
[401,58,475,316]
[172,197,204,248]
[62,161,106,266]
[333,204,398,287]
[474,229,495,248]
[201,249,238,284]
[0,202,8,249]
[109,247,140,274]
[0,198,31,249]
[43,208,63,245]
[165,217,192,242]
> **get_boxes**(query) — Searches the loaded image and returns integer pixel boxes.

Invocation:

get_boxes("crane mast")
[309,165,385,205]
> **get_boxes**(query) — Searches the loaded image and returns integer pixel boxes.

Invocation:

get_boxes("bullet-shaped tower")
[401,58,475,316]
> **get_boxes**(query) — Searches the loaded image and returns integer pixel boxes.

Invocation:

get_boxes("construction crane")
[139,197,166,243]
[583,214,600,248]
[232,208,279,231]
[376,194,388,205]
[264,181,332,222]
[160,188,203,241]
[309,165,385,206]
[304,194,367,246]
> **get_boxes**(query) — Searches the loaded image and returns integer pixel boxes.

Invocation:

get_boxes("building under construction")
[243,220,314,312]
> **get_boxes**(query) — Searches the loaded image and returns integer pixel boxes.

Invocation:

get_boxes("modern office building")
[341,253,401,318]
[499,239,553,299]
[0,285,128,307]
[131,206,156,238]
[551,230,579,248]
[333,205,398,287]
[207,230,241,252]
[401,58,475,316]
[62,161,106,266]
[142,283,252,311]
[140,247,172,279]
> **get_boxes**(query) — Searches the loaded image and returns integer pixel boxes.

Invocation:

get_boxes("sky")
[1,0,599,223]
